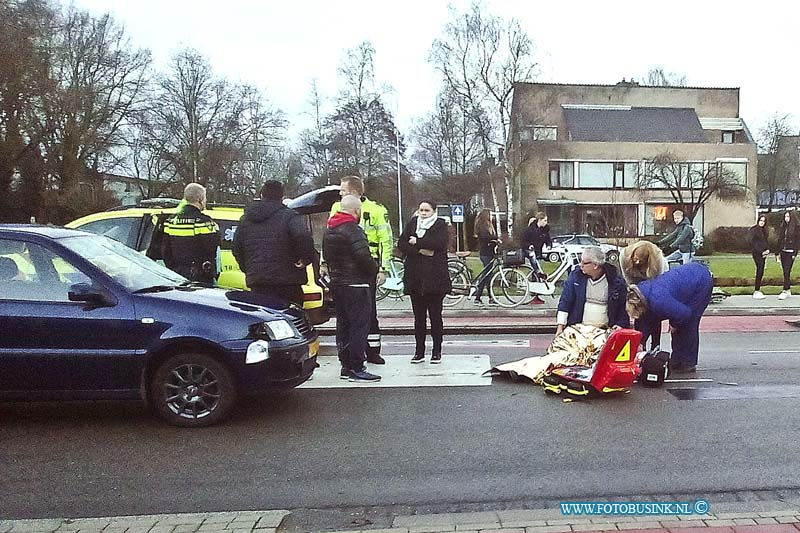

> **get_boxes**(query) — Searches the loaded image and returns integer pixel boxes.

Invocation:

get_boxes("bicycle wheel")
[444,271,469,307]
[513,264,536,303]
[489,267,530,308]
[447,258,472,284]
[383,259,406,300]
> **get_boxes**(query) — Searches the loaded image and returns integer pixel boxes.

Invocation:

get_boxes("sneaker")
[752,291,766,300]
[340,367,350,380]
[486,299,500,306]
[778,290,790,300]
[411,353,425,364]
[430,353,442,364]
[366,354,386,365]
[348,368,382,382]
[474,299,486,307]
[529,296,545,305]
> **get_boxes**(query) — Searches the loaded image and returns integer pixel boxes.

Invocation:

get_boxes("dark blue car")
[0,225,318,427]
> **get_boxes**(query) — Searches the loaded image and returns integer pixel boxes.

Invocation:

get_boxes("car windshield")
[60,234,186,292]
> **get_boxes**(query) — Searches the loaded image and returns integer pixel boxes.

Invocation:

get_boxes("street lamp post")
[396,127,402,226]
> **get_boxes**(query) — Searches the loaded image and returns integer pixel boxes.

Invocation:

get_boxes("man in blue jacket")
[556,246,629,336]
[626,262,713,373]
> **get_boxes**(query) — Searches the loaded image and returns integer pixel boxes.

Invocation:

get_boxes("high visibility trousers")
[367,279,381,356]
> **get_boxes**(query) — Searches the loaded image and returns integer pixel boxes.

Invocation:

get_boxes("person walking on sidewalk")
[619,240,669,350]
[323,195,381,382]
[232,180,316,307]
[472,208,499,307]
[749,214,770,300]
[776,211,799,300]
[330,176,392,365]
[398,201,452,364]
[522,212,552,305]
[556,246,629,336]
[626,262,713,374]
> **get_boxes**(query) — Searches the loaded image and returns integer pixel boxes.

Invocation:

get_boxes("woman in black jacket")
[398,201,452,364]
[777,211,799,300]
[749,214,769,299]
[472,208,499,306]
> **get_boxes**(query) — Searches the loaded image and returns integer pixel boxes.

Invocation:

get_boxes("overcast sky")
[73,0,799,142]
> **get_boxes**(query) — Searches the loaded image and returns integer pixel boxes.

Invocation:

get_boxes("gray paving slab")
[9,520,64,532]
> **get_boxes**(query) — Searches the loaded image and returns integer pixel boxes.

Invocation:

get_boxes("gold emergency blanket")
[490,324,610,384]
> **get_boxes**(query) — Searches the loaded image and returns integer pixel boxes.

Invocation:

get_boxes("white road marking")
[320,340,529,348]
[748,350,800,354]
[300,354,492,389]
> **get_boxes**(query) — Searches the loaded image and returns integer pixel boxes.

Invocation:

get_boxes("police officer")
[162,183,220,284]
[330,176,392,365]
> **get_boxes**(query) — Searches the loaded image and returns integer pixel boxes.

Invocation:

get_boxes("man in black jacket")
[162,183,220,283]
[322,195,381,382]
[233,181,316,307]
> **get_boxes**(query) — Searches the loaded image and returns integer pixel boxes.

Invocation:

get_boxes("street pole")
[396,127,402,227]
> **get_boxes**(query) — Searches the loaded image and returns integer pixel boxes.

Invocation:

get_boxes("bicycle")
[515,249,581,303]
[375,257,405,302]
[445,247,531,308]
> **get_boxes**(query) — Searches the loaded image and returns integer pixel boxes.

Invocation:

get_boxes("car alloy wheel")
[606,251,619,263]
[548,252,561,263]
[151,352,237,427]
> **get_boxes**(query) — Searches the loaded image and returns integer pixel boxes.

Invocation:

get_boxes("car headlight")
[264,319,295,341]
[246,340,270,364]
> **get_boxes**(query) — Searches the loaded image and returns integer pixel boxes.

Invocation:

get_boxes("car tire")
[606,250,619,264]
[149,352,237,428]
[548,252,561,263]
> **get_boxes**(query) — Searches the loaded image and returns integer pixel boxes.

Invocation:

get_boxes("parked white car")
[543,234,621,263]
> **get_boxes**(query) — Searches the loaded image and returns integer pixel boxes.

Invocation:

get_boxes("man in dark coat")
[556,246,629,336]
[322,195,381,382]
[659,209,694,265]
[627,262,713,373]
[162,183,220,284]
[232,180,316,307]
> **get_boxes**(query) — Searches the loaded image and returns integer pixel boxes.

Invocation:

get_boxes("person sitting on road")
[619,240,669,350]
[556,246,629,336]
[626,262,713,374]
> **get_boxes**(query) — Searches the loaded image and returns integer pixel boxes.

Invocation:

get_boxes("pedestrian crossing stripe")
[299,354,492,389]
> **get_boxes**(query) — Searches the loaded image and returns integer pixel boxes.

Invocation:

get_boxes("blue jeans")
[666,250,692,265]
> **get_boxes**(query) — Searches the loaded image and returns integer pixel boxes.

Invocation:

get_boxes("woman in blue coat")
[626,263,713,373]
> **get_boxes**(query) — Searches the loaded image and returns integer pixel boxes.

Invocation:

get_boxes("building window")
[722,131,734,144]
[577,204,638,237]
[578,162,614,188]
[646,205,704,236]
[720,162,747,186]
[533,126,557,141]
[623,162,639,188]
[549,161,574,188]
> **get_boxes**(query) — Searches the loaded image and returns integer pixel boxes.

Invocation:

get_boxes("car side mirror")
[68,283,116,307]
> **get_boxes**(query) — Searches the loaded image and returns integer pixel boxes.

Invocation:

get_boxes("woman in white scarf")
[397,201,453,364]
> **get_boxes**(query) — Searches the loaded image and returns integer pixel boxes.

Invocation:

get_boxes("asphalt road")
[2,331,800,521]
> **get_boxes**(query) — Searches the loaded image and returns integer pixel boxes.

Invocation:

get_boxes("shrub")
[710,226,751,253]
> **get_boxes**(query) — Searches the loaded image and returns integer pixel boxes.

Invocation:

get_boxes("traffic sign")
[451,204,464,223]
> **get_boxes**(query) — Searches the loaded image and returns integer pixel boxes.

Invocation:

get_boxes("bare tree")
[299,79,333,186]
[430,2,538,235]
[0,0,55,222]
[41,7,151,190]
[322,41,403,186]
[637,152,748,220]
[644,66,687,87]
[757,113,797,212]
